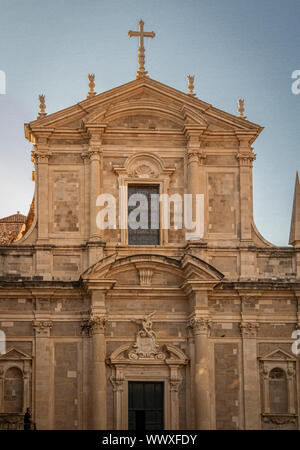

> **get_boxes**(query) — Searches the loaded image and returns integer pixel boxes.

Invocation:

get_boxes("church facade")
[0,23,300,430]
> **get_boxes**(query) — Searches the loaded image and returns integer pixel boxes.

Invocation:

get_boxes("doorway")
[128,381,164,430]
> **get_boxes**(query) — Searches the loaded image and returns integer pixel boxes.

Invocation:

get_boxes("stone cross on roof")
[128,19,155,79]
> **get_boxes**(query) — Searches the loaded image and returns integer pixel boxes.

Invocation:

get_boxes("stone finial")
[87,73,96,98]
[237,98,247,119]
[186,75,196,97]
[38,94,46,118]
[289,172,300,246]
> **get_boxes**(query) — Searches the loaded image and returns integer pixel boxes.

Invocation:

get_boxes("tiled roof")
[0,213,26,244]
[0,213,26,224]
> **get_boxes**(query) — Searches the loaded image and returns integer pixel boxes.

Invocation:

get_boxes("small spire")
[237,98,247,119]
[38,94,46,118]
[87,74,96,98]
[186,75,196,97]
[289,171,300,246]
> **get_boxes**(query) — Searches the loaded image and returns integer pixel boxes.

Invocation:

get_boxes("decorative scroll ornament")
[128,159,160,178]
[87,73,96,98]
[186,75,196,97]
[133,164,157,178]
[129,312,165,360]
[262,414,297,425]
[240,321,259,338]
[38,94,47,118]
[110,372,125,392]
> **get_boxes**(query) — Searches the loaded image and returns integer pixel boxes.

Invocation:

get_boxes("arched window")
[4,367,23,413]
[0,330,5,355]
[269,367,288,414]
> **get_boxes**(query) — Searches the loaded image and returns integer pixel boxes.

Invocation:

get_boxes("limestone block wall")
[214,342,240,429]
[209,291,300,430]
[0,287,299,430]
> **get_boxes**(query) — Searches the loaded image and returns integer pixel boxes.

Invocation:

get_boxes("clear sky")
[0,0,299,246]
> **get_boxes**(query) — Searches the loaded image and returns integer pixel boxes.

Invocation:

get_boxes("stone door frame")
[108,343,188,430]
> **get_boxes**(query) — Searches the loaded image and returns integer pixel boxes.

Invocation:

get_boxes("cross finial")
[186,75,196,97]
[87,73,96,98]
[237,98,247,119]
[128,19,155,79]
[38,94,46,118]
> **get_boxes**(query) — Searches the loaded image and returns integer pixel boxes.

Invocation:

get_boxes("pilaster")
[184,126,206,241]
[32,319,53,429]
[236,133,256,243]
[32,139,52,244]
[189,314,211,430]
[86,127,106,267]
[84,314,107,430]
[240,320,261,429]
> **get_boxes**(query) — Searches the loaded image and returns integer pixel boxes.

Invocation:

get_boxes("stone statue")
[130,311,165,359]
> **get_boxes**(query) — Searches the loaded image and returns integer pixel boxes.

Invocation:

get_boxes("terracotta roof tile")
[0,213,26,224]
[0,213,26,244]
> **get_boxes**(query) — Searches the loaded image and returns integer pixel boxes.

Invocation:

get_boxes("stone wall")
[214,343,240,430]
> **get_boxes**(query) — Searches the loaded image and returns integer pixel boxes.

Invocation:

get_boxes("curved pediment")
[81,253,223,288]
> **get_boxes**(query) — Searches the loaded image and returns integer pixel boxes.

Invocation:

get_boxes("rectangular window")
[128,185,160,245]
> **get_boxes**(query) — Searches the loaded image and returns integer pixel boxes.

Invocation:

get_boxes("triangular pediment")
[25,77,263,141]
[0,347,31,360]
[259,348,296,361]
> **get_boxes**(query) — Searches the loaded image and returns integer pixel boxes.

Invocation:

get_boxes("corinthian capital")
[32,151,52,164]
[82,315,107,335]
[240,321,259,338]
[33,320,53,337]
[88,148,102,161]
[187,150,199,164]
[236,153,256,167]
[189,317,211,335]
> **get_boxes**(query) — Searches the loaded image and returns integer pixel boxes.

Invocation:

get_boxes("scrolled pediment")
[108,343,188,365]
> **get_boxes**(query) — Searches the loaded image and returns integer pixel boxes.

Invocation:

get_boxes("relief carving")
[189,317,212,336]
[81,315,107,335]
[32,320,53,337]
[240,321,259,338]
[130,312,165,360]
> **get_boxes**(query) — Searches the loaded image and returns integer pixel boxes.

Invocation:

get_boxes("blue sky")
[0,0,299,245]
